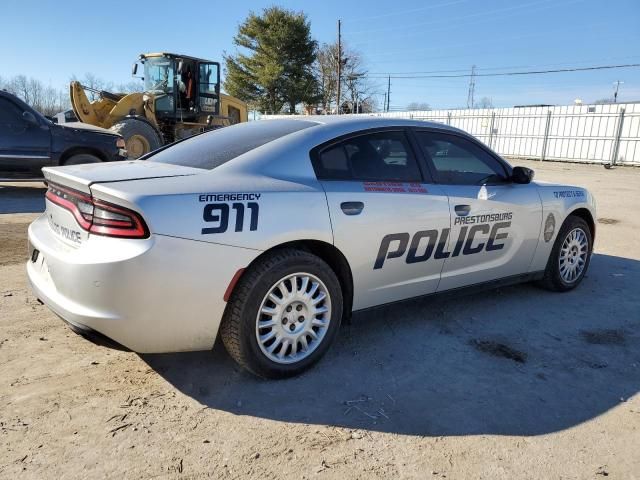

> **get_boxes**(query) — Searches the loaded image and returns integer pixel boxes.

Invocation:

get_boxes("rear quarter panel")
[89,138,335,252]
[529,182,596,272]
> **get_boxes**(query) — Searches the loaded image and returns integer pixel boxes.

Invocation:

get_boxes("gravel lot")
[1,160,639,479]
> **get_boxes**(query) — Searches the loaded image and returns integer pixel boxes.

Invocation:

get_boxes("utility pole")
[467,65,476,108]
[336,19,342,115]
[383,92,387,113]
[386,76,391,112]
[613,80,624,103]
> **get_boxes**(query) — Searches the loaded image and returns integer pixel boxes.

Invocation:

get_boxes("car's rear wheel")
[220,249,343,378]
[538,215,592,292]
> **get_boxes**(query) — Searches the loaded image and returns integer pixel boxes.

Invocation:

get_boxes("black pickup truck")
[0,90,128,180]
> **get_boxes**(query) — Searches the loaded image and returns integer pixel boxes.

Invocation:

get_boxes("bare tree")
[407,102,431,111]
[315,43,339,113]
[2,72,139,117]
[40,85,63,116]
[117,80,144,93]
[3,75,71,116]
[315,42,378,114]
[8,75,30,104]
[475,97,493,109]
[70,73,115,101]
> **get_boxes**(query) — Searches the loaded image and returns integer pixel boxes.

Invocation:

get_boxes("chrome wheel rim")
[256,273,331,365]
[558,227,588,283]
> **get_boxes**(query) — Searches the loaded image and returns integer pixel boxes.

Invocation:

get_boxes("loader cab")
[139,53,221,122]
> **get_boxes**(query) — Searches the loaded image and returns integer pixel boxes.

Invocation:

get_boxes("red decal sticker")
[362,182,428,194]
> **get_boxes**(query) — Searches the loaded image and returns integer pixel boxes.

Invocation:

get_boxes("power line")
[367,55,640,76]
[346,0,584,47]
[365,31,636,66]
[365,63,640,80]
[347,0,570,36]
[353,27,629,61]
[341,0,468,23]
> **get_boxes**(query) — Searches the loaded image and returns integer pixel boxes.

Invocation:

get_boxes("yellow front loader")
[70,52,248,158]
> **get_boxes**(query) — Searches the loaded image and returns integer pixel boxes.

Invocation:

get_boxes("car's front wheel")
[539,215,593,291]
[221,249,343,378]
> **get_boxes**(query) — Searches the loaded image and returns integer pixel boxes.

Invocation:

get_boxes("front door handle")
[455,204,471,216]
[341,201,364,216]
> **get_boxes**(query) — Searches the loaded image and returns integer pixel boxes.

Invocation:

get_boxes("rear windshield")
[146,119,318,170]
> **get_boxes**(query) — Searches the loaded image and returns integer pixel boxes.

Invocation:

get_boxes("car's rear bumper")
[27,214,258,353]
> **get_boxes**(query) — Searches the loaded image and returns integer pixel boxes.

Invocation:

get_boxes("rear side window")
[314,130,422,182]
[147,119,317,170]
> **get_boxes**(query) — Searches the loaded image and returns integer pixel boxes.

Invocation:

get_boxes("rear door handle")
[341,201,364,216]
[455,204,471,216]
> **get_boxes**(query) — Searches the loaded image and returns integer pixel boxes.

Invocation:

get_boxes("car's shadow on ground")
[0,184,46,214]
[142,253,640,437]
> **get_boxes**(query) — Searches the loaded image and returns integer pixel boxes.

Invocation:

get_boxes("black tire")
[538,215,593,292]
[220,249,343,379]
[110,119,161,159]
[62,153,102,165]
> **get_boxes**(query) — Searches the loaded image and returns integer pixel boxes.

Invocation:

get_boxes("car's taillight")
[46,183,93,230]
[90,200,148,238]
[46,182,149,239]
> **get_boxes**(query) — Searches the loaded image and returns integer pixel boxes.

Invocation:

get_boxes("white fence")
[263,103,640,166]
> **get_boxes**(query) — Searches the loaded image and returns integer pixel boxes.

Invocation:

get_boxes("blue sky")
[1,0,639,109]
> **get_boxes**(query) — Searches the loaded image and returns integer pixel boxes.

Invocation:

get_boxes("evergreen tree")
[224,7,319,114]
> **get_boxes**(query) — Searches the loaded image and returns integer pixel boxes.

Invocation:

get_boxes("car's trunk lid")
[41,161,202,247]
[42,160,202,194]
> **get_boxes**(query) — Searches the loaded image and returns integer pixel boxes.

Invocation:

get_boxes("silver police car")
[27,117,596,378]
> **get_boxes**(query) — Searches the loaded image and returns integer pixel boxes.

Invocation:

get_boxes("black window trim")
[309,127,433,184]
[408,127,513,186]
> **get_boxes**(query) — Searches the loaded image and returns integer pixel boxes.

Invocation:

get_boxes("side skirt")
[352,271,545,315]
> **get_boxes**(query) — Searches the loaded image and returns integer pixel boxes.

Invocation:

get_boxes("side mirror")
[23,111,39,126]
[177,60,184,75]
[511,166,534,184]
[132,63,138,75]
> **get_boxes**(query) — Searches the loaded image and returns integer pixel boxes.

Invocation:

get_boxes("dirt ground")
[1,160,639,479]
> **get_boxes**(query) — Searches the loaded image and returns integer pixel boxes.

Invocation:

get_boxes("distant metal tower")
[613,80,624,103]
[467,65,476,108]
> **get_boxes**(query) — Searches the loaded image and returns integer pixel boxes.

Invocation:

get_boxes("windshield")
[147,120,318,170]
[144,57,175,94]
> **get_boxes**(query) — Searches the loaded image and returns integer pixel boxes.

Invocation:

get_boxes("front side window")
[0,98,23,124]
[315,131,422,182]
[144,57,175,94]
[414,131,508,185]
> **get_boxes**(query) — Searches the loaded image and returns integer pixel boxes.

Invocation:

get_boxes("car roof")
[1,90,36,113]
[256,116,467,146]
[262,115,461,134]
[141,52,217,64]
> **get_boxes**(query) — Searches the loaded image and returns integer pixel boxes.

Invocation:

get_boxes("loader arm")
[70,81,101,125]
